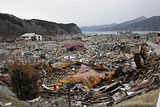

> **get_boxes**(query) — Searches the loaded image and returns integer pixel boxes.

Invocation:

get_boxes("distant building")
[19,33,42,41]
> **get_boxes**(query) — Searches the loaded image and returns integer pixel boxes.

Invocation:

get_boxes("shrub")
[9,60,40,100]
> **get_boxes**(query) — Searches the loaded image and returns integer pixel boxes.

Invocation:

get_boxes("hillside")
[100,16,160,31]
[0,13,81,39]
[99,16,147,31]
[81,16,160,31]
[114,16,160,31]
[80,23,117,31]
[81,16,146,31]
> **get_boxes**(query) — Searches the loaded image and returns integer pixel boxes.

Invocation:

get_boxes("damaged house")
[19,33,42,41]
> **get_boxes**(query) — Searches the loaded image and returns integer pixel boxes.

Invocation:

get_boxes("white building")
[19,33,42,41]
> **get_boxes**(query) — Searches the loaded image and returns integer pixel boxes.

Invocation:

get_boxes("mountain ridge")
[80,16,160,31]
[81,23,117,31]
[99,16,146,31]
[0,13,81,39]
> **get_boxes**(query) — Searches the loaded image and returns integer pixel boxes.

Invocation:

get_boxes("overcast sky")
[0,0,160,27]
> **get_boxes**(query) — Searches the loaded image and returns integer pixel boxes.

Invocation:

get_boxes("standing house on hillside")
[19,33,42,41]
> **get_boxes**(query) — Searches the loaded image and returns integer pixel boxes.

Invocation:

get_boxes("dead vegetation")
[0,92,30,107]
[8,59,40,100]
[113,87,160,107]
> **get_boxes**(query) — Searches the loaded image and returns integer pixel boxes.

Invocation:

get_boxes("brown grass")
[90,87,160,107]
[0,92,30,107]
[113,88,160,107]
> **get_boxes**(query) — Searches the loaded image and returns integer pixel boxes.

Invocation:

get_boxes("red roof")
[64,42,84,51]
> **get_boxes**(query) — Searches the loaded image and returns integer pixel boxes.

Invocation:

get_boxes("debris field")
[1,33,160,106]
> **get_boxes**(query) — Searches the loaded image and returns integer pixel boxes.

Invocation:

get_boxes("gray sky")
[0,0,160,27]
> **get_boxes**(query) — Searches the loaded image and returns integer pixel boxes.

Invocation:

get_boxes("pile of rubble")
[40,44,160,106]
[0,33,160,106]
